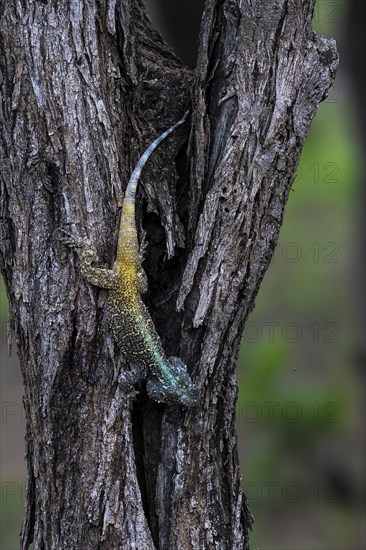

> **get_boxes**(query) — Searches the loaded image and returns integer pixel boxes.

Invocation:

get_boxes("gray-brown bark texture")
[0,0,337,548]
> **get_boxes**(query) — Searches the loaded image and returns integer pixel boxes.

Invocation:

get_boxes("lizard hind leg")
[138,227,148,294]
[138,267,148,294]
[60,229,117,289]
[138,226,148,264]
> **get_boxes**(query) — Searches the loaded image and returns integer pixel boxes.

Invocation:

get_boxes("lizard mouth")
[179,386,200,407]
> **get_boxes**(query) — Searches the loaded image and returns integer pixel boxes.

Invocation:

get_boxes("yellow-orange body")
[70,113,198,406]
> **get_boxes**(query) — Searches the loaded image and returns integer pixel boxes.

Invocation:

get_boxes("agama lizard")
[63,112,199,407]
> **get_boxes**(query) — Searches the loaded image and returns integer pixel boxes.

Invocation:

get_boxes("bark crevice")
[0,1,337,548]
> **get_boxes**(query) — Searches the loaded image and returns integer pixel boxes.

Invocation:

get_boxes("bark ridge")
[0,0,337,548]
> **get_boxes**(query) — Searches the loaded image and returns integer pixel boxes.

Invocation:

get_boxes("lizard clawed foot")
[58,229,98,263]
[119,365,148,390]
[58,228,92,250]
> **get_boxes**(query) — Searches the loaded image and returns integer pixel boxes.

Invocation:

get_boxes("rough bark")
[0,1,337,549]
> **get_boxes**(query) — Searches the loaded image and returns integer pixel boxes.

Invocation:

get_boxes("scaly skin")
[64,113,199,407]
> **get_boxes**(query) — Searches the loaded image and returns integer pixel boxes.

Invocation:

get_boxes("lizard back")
[109,113,192,390]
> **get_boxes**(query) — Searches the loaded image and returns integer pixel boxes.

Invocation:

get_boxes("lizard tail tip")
[181,110,190,124]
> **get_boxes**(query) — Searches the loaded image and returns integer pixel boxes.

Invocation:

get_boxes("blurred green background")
[1,1,365,548]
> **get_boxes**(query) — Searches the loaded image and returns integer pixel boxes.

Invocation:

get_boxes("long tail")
[124,110,188,203]
[116,112,188,265]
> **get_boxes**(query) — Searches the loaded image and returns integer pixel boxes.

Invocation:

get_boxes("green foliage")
[0,483,24,550]
[0,278,9,320]
[237,3,364,547]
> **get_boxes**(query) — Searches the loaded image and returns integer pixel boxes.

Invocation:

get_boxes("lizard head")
[147,356,199,407]
[167,356,200,407]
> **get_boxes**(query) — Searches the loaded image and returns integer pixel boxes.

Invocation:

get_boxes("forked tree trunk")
[0,1,337,548]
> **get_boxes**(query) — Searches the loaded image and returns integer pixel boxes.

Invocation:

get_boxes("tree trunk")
[0,1,337,548]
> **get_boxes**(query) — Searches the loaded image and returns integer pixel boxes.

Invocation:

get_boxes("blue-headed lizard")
[63,113,199,407]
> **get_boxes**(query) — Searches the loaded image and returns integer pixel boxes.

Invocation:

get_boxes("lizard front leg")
[118,364,148,389]
[61,231,117,289]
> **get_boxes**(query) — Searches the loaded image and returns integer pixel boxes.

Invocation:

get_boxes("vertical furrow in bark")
[1,0,188,547]
[0,0,337,548]
[158,1,337,549]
